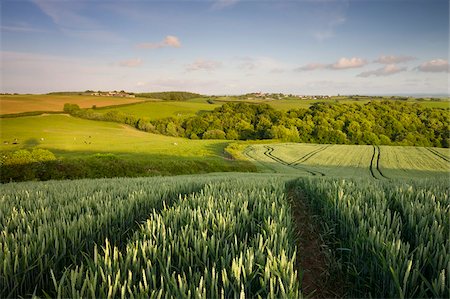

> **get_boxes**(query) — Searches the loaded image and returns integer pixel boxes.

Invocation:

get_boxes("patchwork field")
[244,143,450,179]
[2,94,448,118]
[95,99,220,120]
[0,94,146,115]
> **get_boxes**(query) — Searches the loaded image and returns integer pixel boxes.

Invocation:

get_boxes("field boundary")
[0,110,62,118]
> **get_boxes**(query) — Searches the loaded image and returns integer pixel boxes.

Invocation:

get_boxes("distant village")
[243,92,331,100]
[88,90,135,98]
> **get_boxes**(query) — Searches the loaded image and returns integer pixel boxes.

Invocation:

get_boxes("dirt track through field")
[288,189,346,298]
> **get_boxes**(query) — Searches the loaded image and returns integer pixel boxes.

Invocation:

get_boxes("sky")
[1,0,449,95]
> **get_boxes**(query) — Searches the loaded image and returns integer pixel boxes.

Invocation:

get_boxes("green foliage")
[0,153,256,183]
[1,149,56,165]
[202,129,226,139]
[181,101,449,147]
[63,100,449,148]
[136,91,202,101]
[63,103,81,114]
[289,177,449,298]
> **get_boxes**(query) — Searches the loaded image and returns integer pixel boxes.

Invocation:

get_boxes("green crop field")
[243,143,450,179]
[1,173,448,298]
[0,174,299,298]
[0,94,146,115]
[94,99,221,120]
[289,176,449,298]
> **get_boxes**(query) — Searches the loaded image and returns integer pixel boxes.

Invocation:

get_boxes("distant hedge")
[136,91,202,101]
[1,150,256,183]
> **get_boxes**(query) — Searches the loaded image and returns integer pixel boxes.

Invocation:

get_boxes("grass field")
[243,143,450,179]
[95,99,221,120]
[0,114,225,157]
[0,94,146,115]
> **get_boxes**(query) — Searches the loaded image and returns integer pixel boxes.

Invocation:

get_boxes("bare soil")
[288,189,347,298]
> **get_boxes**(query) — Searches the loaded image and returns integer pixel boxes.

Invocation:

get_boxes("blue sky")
[1,0,448,95]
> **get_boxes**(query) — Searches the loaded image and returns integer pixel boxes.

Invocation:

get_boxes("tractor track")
[376,146,389,179]
[264,146,325,176]
[290,145,331,166]
[243,146,278,173]
[425,147,450,163]
[369,145,388,180]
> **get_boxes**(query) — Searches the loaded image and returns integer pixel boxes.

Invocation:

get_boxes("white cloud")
[119,58,143,68]
[186,59,222,72]
[330,57,367,69]
[295,63,327,71]
[296,57,367,71]
[357,64,407,77]
[374,55,416,64]
[137,35,181,49]
[416,59,449,73]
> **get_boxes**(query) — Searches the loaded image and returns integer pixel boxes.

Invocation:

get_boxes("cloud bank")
[296,57,367,71]
[186,59,222,71]
[374,55,415,64]
[137,35,181,49]
[416,59,449,73]
[358,64,407,77]
[119,58,142,67]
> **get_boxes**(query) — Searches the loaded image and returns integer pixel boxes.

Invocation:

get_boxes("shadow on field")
[1,149,257,183]
[245,158,449,180]
[24,138,40,148]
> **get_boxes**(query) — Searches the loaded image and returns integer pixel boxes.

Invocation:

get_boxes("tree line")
[64,101,450,148]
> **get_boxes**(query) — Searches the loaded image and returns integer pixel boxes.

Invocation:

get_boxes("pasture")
[243,143,450,178]
[0,94,146,115]
[0,114,225,158]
